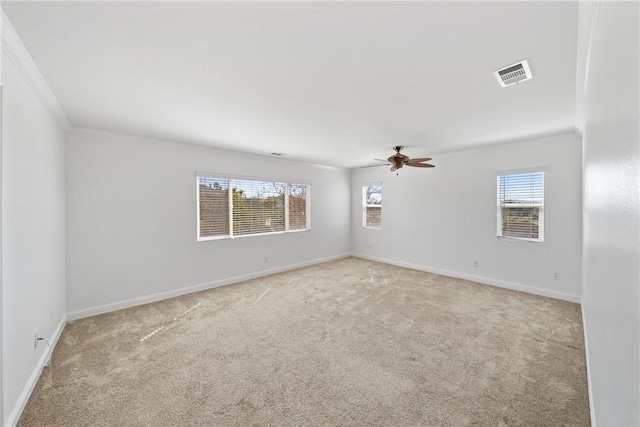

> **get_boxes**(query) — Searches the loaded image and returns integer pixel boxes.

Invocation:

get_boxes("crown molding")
[1,10,70,130]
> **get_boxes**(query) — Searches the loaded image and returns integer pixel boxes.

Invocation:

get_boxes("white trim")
[196,171,311,187]
[5,316,67,427]
[0,83,4,427]
[1,11,70,130]
[195,175,203,240]
[284,183,290,231]
[228,178,234,238]
[496,235,544,243]
[352,253,581,303]
[581,304,597,426]
[495,166,548,176]
[197,228,310,242]
[67,253,350,321]
[304,184,311,230]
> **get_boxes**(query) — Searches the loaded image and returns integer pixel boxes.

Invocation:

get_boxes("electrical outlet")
[473,260,479,268]
[34,331,39,349]
[553,272,561,280]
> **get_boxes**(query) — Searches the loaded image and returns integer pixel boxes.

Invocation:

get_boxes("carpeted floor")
[18,257,590,426]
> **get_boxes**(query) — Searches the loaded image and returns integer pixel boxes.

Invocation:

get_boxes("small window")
[197,175,309,240]
[363,184,382,229]
[497,172,544,242]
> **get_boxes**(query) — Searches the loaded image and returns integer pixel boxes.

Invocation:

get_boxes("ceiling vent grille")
[494,60,532,88]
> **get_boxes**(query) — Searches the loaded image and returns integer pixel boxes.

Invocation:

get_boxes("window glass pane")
[289,183,307,231]
[198,177,229,238]
[198,175,309,240]
[498,173,543,206]
[232,179,285,236]
[501,207,540,239]
[497,172,544,241]
[364,184,382,229]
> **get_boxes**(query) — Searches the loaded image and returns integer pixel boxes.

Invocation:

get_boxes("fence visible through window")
[363,184,382,229]
[197,176,309,240]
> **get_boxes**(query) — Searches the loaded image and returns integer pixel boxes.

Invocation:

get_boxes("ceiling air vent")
[494,60,532,88]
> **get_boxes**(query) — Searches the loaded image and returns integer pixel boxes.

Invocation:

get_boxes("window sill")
[198,228,310,242]
[497,236,544,243]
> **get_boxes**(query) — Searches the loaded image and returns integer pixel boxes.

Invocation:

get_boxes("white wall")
[352,133,583,302]
[65,128,351,317]
[1,21,67,426]
[580,1,639,425]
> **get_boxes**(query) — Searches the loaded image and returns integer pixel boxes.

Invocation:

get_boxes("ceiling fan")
[375,146,435,172]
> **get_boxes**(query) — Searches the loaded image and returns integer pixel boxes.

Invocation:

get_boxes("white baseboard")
[581,304,597,426]
[5,316,67,427]
[352,253,581,303]
[67,253,351,321]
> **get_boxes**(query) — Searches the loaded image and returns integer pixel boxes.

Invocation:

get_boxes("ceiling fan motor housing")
[388,153,408,169]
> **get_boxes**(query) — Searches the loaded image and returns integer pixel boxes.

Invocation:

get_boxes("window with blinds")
[497,172,544,242]
[363,184,382,229]
[197,175,309,240]
[288,183,308,231]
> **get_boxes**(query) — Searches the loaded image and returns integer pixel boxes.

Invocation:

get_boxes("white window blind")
[197,175,309,240]
[198,177,230,238]
[288,183,308,231]
[497,172,544,242]
[363,184,382,229]
[232,179,285,236]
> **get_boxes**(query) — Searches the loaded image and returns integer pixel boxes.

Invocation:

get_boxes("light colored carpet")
[18,257,590,426]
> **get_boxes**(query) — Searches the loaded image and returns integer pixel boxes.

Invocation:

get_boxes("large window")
[497,172,544,242]
[197,175,309,240]
[363,184,382,229]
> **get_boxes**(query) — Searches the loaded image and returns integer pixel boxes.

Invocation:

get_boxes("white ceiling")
[3,1,579,168]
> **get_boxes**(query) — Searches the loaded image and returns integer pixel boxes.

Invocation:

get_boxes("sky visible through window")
[498,173,543,204]
[199,177,284,198]
[199,176,228,190]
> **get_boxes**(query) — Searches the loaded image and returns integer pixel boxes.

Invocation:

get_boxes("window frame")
[196,173,310,242]
[496,171,545,243]
[362,183,382,229]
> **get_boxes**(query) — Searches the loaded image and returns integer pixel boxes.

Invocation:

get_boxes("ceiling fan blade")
[374,158,389,163]
[407,157,432,164]
[407,163,435,168]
